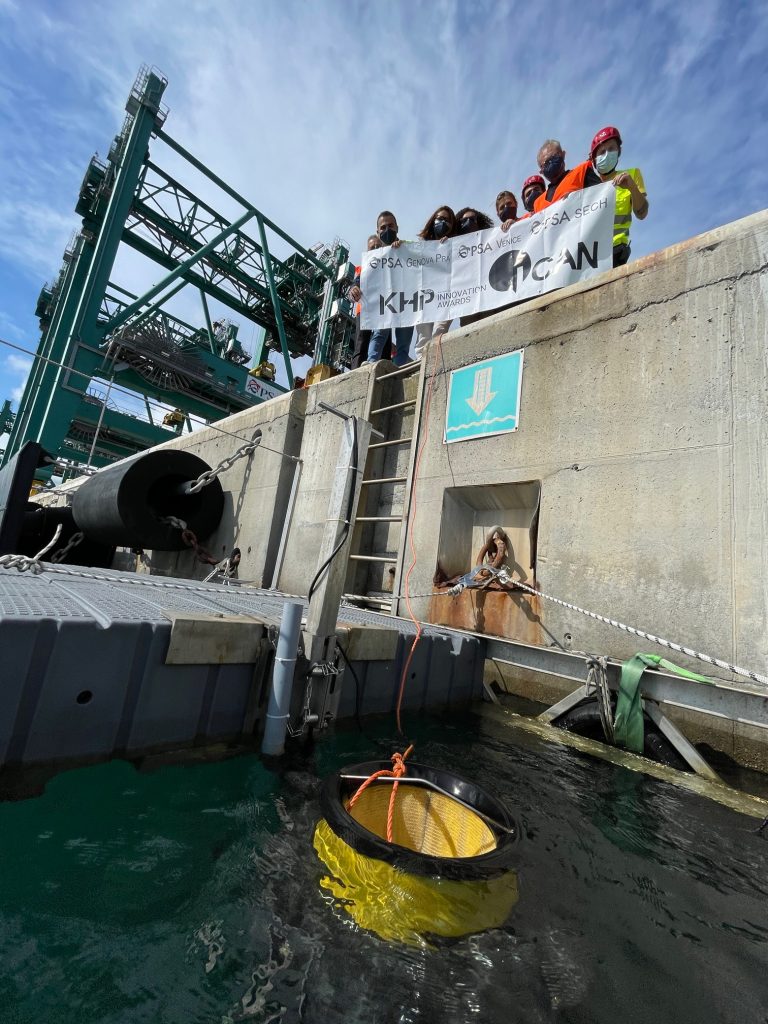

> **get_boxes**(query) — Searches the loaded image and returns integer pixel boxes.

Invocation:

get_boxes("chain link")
[159,516,219,565]
[50,531,85,564]
[0,523,63,574]
[185,433,262,494]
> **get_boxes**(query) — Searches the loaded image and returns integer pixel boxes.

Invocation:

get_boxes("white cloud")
[0,0,765,412]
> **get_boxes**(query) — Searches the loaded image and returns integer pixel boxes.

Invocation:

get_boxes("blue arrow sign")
[444,350,524,443]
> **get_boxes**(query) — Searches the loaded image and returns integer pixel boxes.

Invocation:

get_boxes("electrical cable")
[307,414,358,602]
[336,641,363,732]
[395,336,444,734]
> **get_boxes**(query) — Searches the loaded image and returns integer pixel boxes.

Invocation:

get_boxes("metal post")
[255,214,293,387]
[269,457,303,589]
[118,279,188,335]
[304,403,372,655]
[85,373,114,469]
[261,600,304,757]
[199,288,217,354]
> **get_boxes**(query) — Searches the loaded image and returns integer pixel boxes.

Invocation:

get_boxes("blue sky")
[1,0,766,435]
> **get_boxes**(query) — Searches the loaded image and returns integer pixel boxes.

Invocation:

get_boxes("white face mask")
[595,149,619,173]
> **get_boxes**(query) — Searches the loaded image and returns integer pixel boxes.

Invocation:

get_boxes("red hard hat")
[590,126,622,158]
[522,174,545,194]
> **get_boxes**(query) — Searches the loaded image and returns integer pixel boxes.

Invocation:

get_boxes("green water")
[1,712,767,1023]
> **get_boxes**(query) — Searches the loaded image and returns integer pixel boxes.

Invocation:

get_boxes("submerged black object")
[553,699,690,771]
[72,450,224,549]
[320,760,518,880]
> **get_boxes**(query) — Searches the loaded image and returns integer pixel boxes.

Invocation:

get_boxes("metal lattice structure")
[3,66,356,475]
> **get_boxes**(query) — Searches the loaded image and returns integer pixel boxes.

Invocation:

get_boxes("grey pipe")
[261,600,303,757]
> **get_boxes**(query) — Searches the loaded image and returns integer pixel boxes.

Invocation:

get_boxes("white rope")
[0,524,63,574]
[509,579,768,687]
[399,575,768,688]
[0,560,302,601]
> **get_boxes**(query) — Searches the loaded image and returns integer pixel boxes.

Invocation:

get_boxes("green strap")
[613,653,715,755]
[614,655,648,754]
[637,653,715,684]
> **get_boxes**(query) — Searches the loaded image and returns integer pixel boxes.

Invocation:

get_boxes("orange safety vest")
[354,265,362,315]
[533,160,591,213]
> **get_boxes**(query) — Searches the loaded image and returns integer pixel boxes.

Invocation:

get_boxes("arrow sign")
[445,350,523,443]
[465,367,496,415]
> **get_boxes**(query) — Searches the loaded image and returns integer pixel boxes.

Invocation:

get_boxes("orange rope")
[348,745,413,843]
[395,333,444,733]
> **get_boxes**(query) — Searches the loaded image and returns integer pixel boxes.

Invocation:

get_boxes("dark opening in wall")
[434,480,540,584]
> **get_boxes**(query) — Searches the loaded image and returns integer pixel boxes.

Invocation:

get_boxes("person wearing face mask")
[354,211,414,366]
[455,207,494,236]
[496,190,519,232]
[455,207,495,327]
[349,234,393,369]
[588,126,649,267]
[520,175,545,218]
[532,139,600,214]
[413,205,457,358]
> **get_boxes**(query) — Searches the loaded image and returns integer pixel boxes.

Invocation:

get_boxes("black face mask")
[523,188,544,212]
[379,226,396,245]
[499,204,517,222]
[541,154,565,182]
[460,217,478,232]
[433,218,451,238]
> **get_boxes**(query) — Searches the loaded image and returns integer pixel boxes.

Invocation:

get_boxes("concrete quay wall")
[36,209,767,706]
[407,209,768,686]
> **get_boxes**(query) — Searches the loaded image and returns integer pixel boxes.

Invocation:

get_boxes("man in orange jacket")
[532,139,600,213]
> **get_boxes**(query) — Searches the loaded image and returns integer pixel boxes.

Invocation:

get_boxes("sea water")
[1,709,767,1023]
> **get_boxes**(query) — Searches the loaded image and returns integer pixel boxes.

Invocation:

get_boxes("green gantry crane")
[2,65,356,475]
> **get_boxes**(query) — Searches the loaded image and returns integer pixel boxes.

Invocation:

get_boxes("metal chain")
[50,531,85,564]
[0,523,63,574]
[185,432,262,494]
[159,516,218,566]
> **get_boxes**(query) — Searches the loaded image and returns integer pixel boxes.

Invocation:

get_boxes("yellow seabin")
[313,775,518,946]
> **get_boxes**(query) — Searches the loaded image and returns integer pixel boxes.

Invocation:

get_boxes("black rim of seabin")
[319,760,518,880]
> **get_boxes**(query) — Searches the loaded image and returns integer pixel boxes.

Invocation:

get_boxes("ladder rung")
[356,515,402,522]
[376,361,420,380]
[349,554,398,562]
[360,475,406,485]
[369,437,412,449]
[370,399,416,415]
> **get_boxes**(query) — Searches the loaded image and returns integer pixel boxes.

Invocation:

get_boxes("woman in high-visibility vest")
[589,125,649,267]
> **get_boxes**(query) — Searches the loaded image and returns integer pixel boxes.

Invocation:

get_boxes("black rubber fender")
[72,449,224,549]
[320,760,518,880]
[553,699,690,772]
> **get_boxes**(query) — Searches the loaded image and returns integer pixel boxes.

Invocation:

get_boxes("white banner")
[360,183,615,329]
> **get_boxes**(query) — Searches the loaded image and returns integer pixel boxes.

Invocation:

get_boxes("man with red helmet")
[588,126,649,267]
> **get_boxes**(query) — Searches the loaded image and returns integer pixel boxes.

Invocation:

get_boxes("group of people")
[349,126,649,368]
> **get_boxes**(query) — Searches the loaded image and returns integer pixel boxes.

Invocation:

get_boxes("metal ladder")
[343,360,424,614]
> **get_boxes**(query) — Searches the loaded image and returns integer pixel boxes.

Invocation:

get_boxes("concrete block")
[164,613,270,664]
[337,623,400,662]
